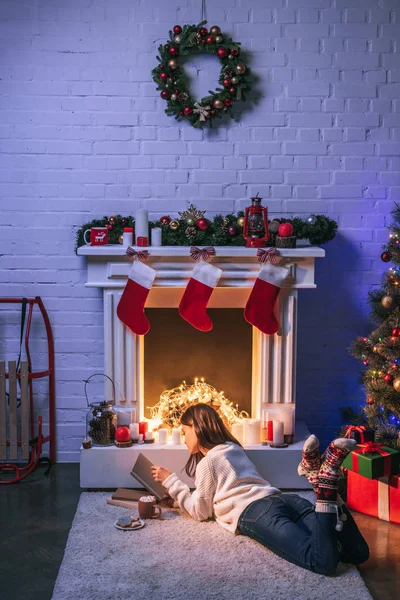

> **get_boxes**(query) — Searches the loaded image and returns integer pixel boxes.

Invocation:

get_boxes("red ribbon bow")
[190,246,216,262]
[345,425,367,443]
[257,248,280,264]
[126,247,149,261]
[352,442,392,477]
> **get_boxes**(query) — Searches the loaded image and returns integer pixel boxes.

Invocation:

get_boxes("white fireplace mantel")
[78,244,325,489]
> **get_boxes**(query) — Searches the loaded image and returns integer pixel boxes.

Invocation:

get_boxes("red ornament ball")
[184,106,193,115]
[211,110,216,116]
[179,111,184,116]
[229,87,236,94]
[199,27,208,36]
[206,35,215,44]
[278,222,294,238]
[224,98,233,106]
[381,251,392,263]
[107,223,113,230]
[173,25,182,34]
[160,215,172,225]
[392,327,400,337]
[197,218,209,231]
[228,226,236,236]
[169,46,179,56]
[160,90,170,100]
[115,426,131,443]
[223,78,232,87]
[160,72,168,81]
[201,39,207,45]
[366,396,374,405]
[217,48,229,59]
[230,48,239,56]
[384,374,394,384]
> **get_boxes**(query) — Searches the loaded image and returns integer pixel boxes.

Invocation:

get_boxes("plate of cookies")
[114,516,145,531]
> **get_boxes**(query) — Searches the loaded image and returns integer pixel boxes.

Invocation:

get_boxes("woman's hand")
[151,465,172,483]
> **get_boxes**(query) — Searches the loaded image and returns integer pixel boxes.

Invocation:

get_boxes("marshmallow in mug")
[140,495,156,503]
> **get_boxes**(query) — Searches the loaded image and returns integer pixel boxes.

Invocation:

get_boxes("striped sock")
[297,434,320,492]
[316,438,356,508]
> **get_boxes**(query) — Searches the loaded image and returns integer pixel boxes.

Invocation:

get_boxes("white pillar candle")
[272,420,284,445]
[115,408,135,427]
[135,208,149,239]
[145,431,154,441]
[244,419,261,445]
[277,404,295,435]
[231,422,244,445]
[171,427,182,445]
[129,423,139,440]
[158,428,168,444]
[151,227,162,246]
[138,433,144,444]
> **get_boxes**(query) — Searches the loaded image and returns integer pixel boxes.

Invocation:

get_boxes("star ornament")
[179,204,206,222]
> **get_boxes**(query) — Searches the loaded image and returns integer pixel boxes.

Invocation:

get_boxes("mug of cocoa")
[138,495,162,519]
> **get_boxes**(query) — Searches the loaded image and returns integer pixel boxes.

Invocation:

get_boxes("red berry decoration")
[115,426,131,443]
[169,46,179,56]
[224,98,233,106]
[217,48,228,59]
[160,72,168,81]
[381,251,392,262]
[199,27,208,36]
[197,218,209,231]
[173,25,182,34]
[160,90,170,100]
[160,216,172,225]
[384,374,394,384]
[206,36,215,44]
[223,78,232,87]
[184,106,193,115]
[278,222,294,238]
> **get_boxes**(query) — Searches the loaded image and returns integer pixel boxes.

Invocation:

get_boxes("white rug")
[51,492,372,600]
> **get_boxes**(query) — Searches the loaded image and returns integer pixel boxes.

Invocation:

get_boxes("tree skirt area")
[51,492,372,600]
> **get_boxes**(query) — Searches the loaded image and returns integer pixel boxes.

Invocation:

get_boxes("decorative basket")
[276,236,297,249]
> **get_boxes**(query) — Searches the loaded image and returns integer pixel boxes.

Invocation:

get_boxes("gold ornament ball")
[168,59,178,70]
[231,76,238,84]
[223,217,230,226]
[118,234,124,244]
[394,377,400,392]
[381,295,393,309]
[210,26,221,36]
[109,216,116,223]
[215,35,223,43]
[169,219,180,231]
[174,35,182,44]
[186,217,195,226]
[213,99,224,109]
[236,64,246,74]
[237,216,245,228]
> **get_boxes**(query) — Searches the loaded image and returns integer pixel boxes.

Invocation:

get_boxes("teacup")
[138,495,162,520]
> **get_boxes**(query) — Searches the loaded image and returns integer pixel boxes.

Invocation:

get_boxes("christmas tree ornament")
[169,220,180,231]
[199,27,208,36]
[381,251,392,262]
[210,26,221,36]
[161,90,170,100]
[115,426,131,443]
[174,35,182,44]
[381,295,394,308]
[108,216,116,224]
[171,93,178,102]
[243,193,269,248]
[206,35,215,44]
[213,99,224,109]
[185,226,197,240]
[244,264,290,335]
[197,218,210,231]
[218,48,229,59]
[268,221,280,234]
[107,223,113,230]
[366,396,374,405]
[231,77,238,84]
[184,106,193,115]
[223,79,232,87]
[168,59,178,69]
[394,377,400,392]
[215,36,223,43]
[169,46,179,56]
[230,48,239,56]
[173,25,182,34]
[179,204,206,222]
[392,327,400,337]
[179,261,222,332]
[160,72,168,81]
[373,344,381,353]
[117,260,156,336]
[118,234,124,244]
[237,217,245,228]
[306,215,317,225]
[278,222,294,238]
[160,215,171,225]
[222,217,230,226]
[384,374,394,384]
[236,64,246,74]
[224,98,233,107]
[228,226,236,236]
[186,217,195,226]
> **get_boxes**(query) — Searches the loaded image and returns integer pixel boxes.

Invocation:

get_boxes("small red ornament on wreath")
[152,21,252,128]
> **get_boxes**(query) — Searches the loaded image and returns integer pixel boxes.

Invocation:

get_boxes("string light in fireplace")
[149,377,249,430]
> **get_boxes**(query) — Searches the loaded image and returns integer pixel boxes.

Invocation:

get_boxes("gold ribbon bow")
[190,246,216,261]
[257,248,280,264]
[126,247,149,261]
[193,102,211,122]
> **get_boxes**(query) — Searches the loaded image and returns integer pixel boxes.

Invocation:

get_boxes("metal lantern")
[243,193,269,248]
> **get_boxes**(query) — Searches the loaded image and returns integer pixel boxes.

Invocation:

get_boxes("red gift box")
[347,470,400,524]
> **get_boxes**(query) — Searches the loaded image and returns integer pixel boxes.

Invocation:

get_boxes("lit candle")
[139,421,148,437]
[272,420,284,445]
[171,427,182,445]
[145,431,154,441]
[138,433,144,444]
[151,227,162,246]
[129,423,139,440]
[244,419,261,445]
[277,404,295,435]
[158,428,168,444]
[231,422,244,445]
[135,209,149,240]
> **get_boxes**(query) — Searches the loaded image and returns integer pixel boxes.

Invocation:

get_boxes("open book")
[130,453,167,501]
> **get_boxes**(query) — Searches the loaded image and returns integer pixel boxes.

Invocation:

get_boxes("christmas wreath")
[152,21,252,128]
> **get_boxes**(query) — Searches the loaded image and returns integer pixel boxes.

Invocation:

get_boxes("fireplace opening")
[143,309,252,419]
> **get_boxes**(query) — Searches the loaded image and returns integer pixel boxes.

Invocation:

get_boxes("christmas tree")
[349,204,400,450]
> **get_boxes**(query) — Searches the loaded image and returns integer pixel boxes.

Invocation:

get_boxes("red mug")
[136,236,148,247]
[84,227,109,246]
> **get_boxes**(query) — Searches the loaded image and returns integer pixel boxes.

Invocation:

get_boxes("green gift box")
[342,443,400,480]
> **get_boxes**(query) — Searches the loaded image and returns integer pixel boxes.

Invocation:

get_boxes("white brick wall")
[0,0,399,460]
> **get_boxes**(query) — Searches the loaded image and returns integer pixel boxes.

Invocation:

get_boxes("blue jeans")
[237,494,369,576]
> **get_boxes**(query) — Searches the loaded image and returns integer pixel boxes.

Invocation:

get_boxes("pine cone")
[185,226,197,240]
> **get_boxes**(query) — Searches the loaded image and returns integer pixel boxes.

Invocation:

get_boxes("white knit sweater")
[162,442,281,534]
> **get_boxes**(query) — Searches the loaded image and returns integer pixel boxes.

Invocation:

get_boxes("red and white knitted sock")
[117,260,156,335]
[244,264,289,335]
[298,434,320,492]
[179,261,222,332]
[316,438,356,521]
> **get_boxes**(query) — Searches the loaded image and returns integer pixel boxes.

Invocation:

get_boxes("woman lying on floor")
[151,403,369,576]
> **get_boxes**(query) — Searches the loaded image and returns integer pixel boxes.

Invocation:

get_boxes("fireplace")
[78,245,324,488]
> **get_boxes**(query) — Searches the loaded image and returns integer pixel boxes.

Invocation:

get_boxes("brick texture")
[0,0,399,460]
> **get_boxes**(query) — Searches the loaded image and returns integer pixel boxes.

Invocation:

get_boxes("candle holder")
[115,439,133,448]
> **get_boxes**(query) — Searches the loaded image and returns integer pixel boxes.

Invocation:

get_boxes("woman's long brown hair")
[180,403,242,478]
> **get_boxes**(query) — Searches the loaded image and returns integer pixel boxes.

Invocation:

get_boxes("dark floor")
[0,464,399,600]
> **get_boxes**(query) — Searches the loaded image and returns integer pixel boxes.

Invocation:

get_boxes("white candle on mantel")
[171,427,182,445]
[277,404,295,435]
[151,227,162,246]
[129,423,139,440]
[135,209,149,239]
[145,431,154,441]
[244,419,261,445]
[158,428,168,444]
[231,422,244,445]
[272,420,284,445]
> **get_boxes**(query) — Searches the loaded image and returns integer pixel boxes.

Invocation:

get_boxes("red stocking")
[117,260,155,335]
[179,261,222,332]
[244,264,289,335]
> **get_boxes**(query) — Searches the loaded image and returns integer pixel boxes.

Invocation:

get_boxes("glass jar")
[86,401,117,446]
